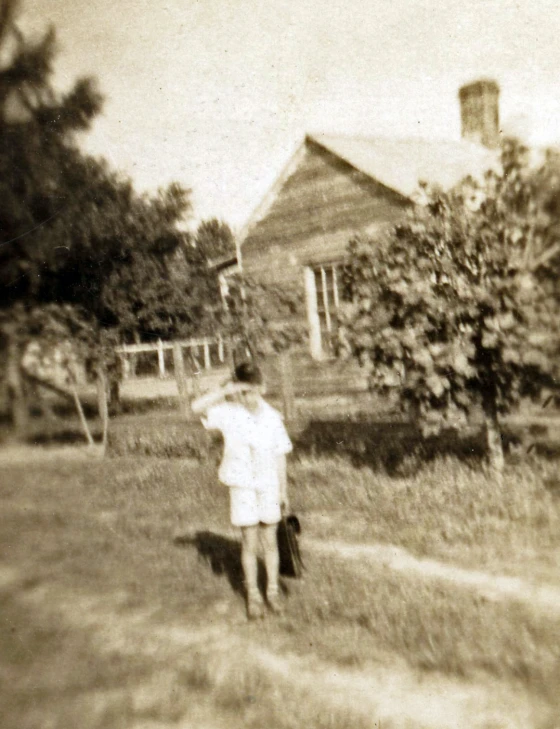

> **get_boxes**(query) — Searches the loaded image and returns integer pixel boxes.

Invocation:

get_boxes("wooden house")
[237,79,500,361]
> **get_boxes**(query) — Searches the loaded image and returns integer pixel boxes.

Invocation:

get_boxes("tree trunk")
[173,342,189,417]
[6,331,28,439]
[482,398,504,476]
[96,366,109,452]
[185,350,201,403]
[224,339,235,372]
[71,384,94,446]
[130,330,141,377]
[108,377,121,416]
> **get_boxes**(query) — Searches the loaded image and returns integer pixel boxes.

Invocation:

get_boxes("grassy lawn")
[1,453,560,728]
[291,455,560,581]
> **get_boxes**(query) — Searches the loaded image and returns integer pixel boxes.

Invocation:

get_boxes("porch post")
[304,267,322,360]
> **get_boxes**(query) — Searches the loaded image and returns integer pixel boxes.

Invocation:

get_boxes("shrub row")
[106,413,483,470]
[106,410,558,470]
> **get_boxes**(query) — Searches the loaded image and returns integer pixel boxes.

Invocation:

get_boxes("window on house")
[313,262,345,355]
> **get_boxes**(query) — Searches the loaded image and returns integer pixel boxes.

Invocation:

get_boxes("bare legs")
[240,523,281,617]
[241,524,260,598]
[260,523,280,599]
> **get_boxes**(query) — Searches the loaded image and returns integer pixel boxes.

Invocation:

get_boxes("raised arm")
[190,385,226,416]
[190,380,248,416]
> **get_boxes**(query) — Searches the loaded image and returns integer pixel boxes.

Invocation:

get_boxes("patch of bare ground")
[2,567,551,729]
[303,536,560,618]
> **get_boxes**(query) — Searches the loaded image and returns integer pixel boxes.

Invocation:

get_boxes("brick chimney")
[458,79,500,148]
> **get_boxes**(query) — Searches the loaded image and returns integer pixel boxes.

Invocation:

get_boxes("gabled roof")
[239,133,498,246]
[309,134,498,200]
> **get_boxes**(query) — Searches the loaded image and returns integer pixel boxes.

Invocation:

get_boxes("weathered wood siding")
[241,139,410,286]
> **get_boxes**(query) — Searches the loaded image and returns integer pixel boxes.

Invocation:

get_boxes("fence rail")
[115,336,221,355]
[115,337,227,379]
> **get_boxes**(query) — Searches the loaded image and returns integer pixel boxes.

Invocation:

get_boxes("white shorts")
[229,487,281,527]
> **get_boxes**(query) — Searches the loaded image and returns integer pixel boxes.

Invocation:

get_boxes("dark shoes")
[246,590,285,619]
[246,591,265,620]
[266,592,285,615]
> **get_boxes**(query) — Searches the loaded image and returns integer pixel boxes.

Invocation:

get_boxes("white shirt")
[203,400,292,492]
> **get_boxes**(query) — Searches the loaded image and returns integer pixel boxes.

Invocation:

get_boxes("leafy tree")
[103,233,223,343]
[221,274,307,361]
[0,1,216,433]
[339,139,560,472]
[191,219,306,360]
[194,218,236,262]
[0,0,103,432]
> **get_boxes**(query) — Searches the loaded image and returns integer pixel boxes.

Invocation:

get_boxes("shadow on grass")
[29,429,102,446]
[293,419,488,475]
[0,420,103,446]
[173,531,267,597]
[292,418,560,474]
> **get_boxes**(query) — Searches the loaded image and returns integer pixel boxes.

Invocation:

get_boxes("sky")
[21,0,560,230]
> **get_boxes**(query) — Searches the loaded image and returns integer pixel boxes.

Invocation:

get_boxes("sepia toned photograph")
[1,1,560,727]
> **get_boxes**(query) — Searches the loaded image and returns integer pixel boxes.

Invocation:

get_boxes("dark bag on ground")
[277,514,304,578]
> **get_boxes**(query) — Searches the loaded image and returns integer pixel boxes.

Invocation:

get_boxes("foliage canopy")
[340,139,560,465]
[0,1,224,430]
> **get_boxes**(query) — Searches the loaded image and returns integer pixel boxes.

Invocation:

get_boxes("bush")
[107,415,221,460]
[106,410,558,470]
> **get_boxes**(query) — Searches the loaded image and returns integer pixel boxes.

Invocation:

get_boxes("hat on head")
[233,361,263,386]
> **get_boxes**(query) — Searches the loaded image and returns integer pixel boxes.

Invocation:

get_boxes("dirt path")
[1,565,550,729]
[189,524,560,617]
[304,536,560,617]
[246,642,543,729]
[0,443,104,464]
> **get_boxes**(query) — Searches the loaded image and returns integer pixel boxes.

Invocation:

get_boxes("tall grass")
[290,455,560,573]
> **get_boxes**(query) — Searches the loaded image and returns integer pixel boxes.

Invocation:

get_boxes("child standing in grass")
[191,361,292,620]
